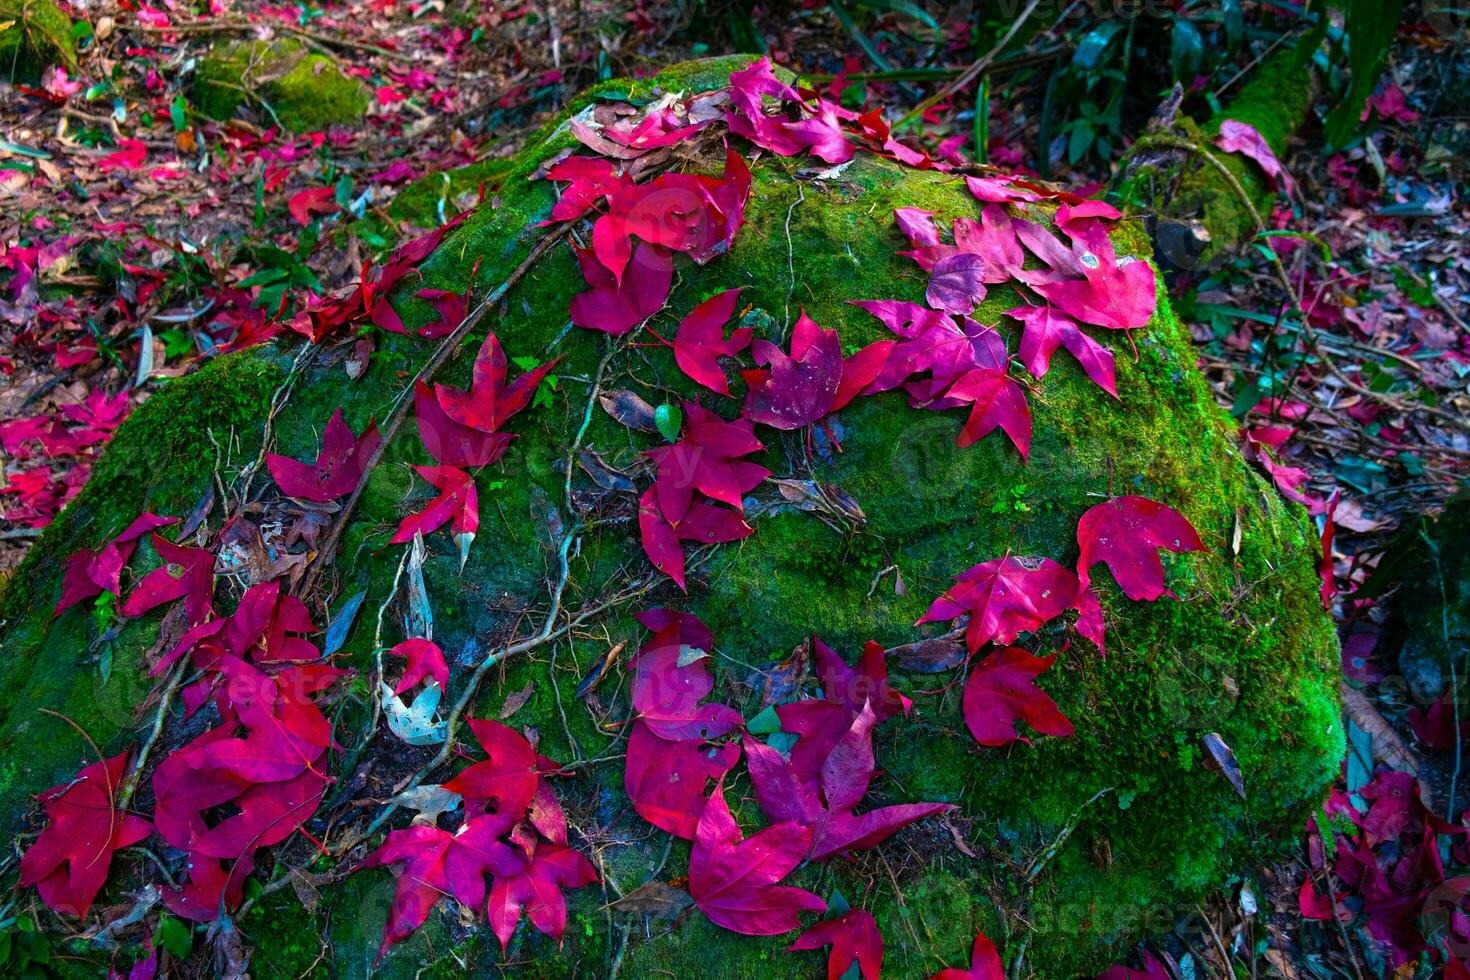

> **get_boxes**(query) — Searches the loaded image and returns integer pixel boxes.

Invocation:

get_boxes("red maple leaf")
[119,533,214,625]
[628,609,743,741]
[414,279,473,340]
[1013,217,1156,332]
[590,151,750,282]
[55,512,177,614]
[287,186,338,225]
[742,311,891,429]
[637,486,752,591]
[433,332,557,434]
[1074,498,1205,637]
[568,242,672,335]
[542,154,632,223]
[19,751,152,918]
[266,408,382,502]
[360,817,527,956]
[917,556,1079,654]
[672,288,753,396]
[390,465,479,565]
[162,854,253,923]
[1006,304,1117,398]
[154,579,318,676]
[645,403,769,524]
[1095,950,1173,979]
[414,381,515,468]
[442,718,541,834]
[486,843,599,951]
[927,252,989,315]
[689,779,825,935]
[961,647,1073,747]
[744,702,953,861]
[787,907,884,980]
[852,300,1007,408]
[1240,428,1317,509]
[930,929,1004,979]
[97,138,147,172]
[624,719,741,839]
[893,204,1024,282]
[812,638,910,722]
[945,368,1032,458]
[387,638,448,694]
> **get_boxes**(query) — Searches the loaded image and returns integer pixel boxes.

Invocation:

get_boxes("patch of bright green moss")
[193,39,369,133]
[0,0,76,83]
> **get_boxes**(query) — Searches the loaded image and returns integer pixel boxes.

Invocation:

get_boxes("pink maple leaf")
[689,779,825,935]
[918,556,1079,653]
[672,288,753,396]
[962,647,1073,746]
[266,408,381,502]
[387,638,449,694]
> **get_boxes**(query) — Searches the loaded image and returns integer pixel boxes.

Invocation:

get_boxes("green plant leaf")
[654,403,682,444]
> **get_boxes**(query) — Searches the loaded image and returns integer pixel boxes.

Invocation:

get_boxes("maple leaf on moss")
[19,751,152,918]
[929,929,1005,979]
[486,844,599,951]
[645,402,768,524]
[266,407,381,503]
[55,511,177,615]
[689,779,825,935]
[788,907,884,980]
[962,647,1073,747]
[119,533,215,625]
[742,311,891,430]
[917,556,1078,654]
[434,332,558,434]
[672,288,753,396]
[360,818,526,957]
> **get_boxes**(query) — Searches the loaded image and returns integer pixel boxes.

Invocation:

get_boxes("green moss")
[387,158,519,230]
[1113,49,1312,264]
[0,0,75,84]
[1,57,1340,978]
[193,39,369,133]
[0,350,281,832]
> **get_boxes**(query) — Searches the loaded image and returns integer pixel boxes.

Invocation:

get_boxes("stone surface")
[193,38,369,133]
[0,56,1341,976]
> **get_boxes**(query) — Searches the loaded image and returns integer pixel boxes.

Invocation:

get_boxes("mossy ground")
[0,0,75,84]
[193,39,369,133]
[0,56,1340,978]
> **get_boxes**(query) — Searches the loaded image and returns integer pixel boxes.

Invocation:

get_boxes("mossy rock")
[0,56,1342,977]
[1113,49,1312,267]
[0,0,76,84]
[193,38,369,133]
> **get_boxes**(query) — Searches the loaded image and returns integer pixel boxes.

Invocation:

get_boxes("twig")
[301,224,571,596]
[116,658,189,810]
[236,342,318,508]
[124,17,414,63]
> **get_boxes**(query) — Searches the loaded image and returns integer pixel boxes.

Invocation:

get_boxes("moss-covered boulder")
[0,0,76,84]
[0,56,1341,976]
[193,38,369,133]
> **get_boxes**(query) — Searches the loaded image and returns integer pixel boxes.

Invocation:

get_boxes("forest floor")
[2,2,1469,976]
